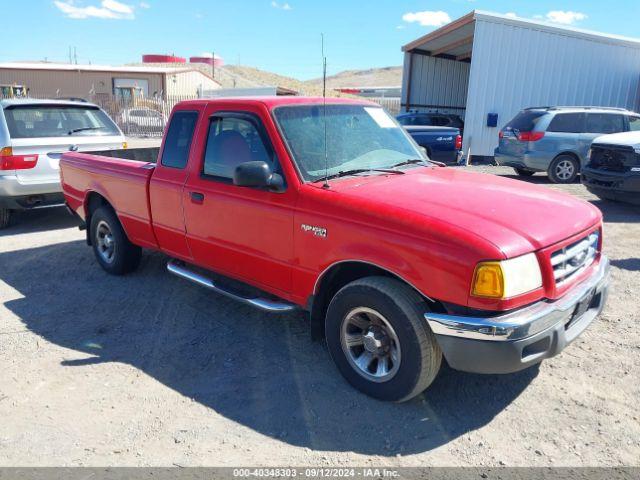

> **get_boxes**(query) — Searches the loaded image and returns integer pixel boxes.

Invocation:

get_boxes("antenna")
[321,33,330,189]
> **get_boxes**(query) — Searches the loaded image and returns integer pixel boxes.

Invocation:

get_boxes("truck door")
[182,107,295,295]
[149,109,199,260]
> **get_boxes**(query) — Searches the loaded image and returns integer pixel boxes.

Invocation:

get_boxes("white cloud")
[139,1,149,8]
[545,10,587,25]
[53,0,135,19]
[271,1,291,10]
[402,10,451,27]
[504,12,518,19]
[396,25,405,30]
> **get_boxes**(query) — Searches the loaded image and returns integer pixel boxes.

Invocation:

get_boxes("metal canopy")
[402,12,475,62]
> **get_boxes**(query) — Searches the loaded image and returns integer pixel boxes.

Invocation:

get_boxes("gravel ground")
[0,166,638,467]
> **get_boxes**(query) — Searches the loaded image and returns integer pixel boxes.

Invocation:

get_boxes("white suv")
[0,99,126,228]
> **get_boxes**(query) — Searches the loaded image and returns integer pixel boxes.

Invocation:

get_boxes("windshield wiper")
[392,158,447,168]
[314,168,404,183]
[68,127,103,135]
[391,158,429,168]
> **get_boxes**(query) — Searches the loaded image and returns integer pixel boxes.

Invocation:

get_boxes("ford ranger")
[60,97,610,402]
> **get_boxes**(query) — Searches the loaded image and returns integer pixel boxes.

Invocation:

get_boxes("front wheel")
[325,277,442,402]
[90,206,141,275]
[548,155,579,183]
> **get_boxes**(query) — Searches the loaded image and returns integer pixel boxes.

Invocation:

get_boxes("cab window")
[202,113,279,182]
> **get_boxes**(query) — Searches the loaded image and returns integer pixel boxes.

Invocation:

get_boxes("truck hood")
[327,167,601,258]
[593,131,640,148]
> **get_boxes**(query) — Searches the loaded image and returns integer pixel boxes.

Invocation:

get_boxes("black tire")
[0,208,11,229]
[89,206,141,275]
[514,168,535,177]
[325,276,442,402]
[548,155,580,184]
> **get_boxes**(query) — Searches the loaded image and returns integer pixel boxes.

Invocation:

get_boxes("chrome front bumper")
[424,256,610,374]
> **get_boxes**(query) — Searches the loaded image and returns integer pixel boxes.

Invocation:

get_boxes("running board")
[167,260,298,313]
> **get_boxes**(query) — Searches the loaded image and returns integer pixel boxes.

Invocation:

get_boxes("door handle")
[190,191,205,204]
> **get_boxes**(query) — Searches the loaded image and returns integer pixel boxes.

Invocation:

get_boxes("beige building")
[0,62,221,100]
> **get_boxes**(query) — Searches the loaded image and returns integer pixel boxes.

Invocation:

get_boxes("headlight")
[471,253,542,299]
[587,148,592,161]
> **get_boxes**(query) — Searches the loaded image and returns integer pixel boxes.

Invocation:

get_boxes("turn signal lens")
[471,262,504,298]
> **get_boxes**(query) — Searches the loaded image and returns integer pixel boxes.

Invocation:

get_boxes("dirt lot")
[0,166,638,467]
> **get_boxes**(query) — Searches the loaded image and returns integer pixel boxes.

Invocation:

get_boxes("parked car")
[0,99,126,228]
[404,125,462,164]
[397,111,464,135]
[495,106,640,183]
[118,107,166,135]
[582,131,640,205]
[60,97,609,402]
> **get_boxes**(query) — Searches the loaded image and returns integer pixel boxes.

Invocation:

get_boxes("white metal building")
[401,11,640,160]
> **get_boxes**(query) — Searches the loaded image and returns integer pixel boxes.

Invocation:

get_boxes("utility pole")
[74,47,78,65]
[211,51,215,79]
[68,46,72,64]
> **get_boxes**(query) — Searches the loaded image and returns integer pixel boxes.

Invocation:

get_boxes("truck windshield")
[4,104,121,139]
[273,104,424,182]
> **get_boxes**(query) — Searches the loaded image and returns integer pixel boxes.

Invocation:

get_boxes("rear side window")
[628,116,640,131]
[3,104,120,138]
[547,113,584,133]
[504,111,546,132]
[160,111,198,169]
[585,113,625,134]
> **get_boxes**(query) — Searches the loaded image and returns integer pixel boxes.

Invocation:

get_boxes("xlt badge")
[301,224,327,238]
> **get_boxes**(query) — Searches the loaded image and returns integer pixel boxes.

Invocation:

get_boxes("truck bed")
[60,147,159,249]
[404,126,461,164]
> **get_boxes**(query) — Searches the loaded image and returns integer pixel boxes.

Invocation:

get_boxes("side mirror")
[233,161,285,192]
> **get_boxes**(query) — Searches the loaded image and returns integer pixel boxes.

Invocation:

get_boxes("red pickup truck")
[60,97,610,402]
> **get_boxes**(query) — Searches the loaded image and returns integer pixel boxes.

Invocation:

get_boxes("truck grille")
[550,232,599,284]
[589,144,639,173]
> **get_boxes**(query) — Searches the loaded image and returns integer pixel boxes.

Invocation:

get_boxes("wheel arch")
[308,260,441,340]
[84,191,114,245]
[552,150,581,164]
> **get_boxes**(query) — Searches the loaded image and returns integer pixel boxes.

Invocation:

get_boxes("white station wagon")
[0,99,126,228]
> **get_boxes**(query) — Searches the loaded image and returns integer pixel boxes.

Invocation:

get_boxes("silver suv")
[494,106,640,183]
[0,99,125,228]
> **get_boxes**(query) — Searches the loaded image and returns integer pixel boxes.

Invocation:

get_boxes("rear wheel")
[0,208,11,229]
[548,155,579,183]
[325,277,442,402]
[514,168,535,177]
[90,206,141,275]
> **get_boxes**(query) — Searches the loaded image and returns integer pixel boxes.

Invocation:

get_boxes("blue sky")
[2,0,640,79]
